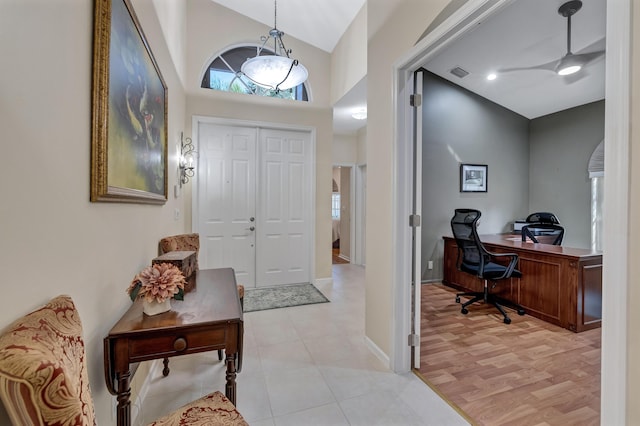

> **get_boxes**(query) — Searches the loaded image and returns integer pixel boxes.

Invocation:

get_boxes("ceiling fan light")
[556,54,583,76]
[557,64,581,76]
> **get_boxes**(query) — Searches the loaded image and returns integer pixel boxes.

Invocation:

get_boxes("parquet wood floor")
[332,247,348,264]
[417,283,601,426]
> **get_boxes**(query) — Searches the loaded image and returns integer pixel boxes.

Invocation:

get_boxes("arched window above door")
[201,45,309,102]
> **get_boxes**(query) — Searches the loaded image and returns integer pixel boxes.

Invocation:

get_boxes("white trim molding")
[601,0,630,423]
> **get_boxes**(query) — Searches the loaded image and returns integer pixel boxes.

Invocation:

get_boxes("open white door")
[410,70,424,369]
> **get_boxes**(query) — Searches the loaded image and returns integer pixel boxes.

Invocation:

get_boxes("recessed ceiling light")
[487,73,497,81]
[352,108,367,120]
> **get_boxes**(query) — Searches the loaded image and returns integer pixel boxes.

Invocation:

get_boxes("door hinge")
[408,334,419,347]
[410,94,422,107]
[409,214,421,227]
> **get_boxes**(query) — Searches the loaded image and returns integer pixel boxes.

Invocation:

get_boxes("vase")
[143,299,171,316]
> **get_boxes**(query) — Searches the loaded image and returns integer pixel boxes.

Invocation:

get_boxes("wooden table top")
[107,267,243,337]
[444,234,602,260]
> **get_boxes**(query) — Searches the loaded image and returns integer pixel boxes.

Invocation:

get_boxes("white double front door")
[194,120,312,288]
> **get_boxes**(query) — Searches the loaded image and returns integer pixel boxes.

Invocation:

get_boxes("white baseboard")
[314,277,333,286]
[365,336,391,370]
[338,254,350,262]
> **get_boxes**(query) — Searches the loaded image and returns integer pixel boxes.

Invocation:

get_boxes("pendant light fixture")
[241,0,308,91]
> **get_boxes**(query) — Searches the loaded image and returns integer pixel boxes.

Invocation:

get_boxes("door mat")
[243,283,330,312]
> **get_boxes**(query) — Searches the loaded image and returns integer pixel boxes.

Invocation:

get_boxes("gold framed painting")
[91,0,168,204]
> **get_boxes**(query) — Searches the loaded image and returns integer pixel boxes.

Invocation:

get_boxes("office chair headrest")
[525,212,560,225]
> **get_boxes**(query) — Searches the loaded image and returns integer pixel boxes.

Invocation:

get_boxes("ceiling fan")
[498,0,605,78]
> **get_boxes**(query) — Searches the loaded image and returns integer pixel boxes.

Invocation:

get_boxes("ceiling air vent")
[450,67,469,78]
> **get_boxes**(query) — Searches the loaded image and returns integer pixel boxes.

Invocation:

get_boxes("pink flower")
[126,263,186,303]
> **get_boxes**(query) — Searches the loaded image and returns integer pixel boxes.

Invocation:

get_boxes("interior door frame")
[355,164,367,266]
[191,115,317,287]
[390,1,630,424]
[332,163,356,263]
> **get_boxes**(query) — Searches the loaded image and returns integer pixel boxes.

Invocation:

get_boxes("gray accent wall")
[421,72,530,281]
[529,100,605,249]
[420,72,605,282]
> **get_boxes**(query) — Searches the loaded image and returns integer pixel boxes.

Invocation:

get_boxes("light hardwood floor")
[417,283,601,426]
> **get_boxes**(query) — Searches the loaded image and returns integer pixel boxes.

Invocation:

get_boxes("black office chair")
[450,208,525,324]
[521,223,564,245]
[525,212,560,225]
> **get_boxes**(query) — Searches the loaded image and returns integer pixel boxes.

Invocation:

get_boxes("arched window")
[588,140,604,251]
[201,45,309,101]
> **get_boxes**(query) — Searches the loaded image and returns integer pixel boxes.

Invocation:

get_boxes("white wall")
[333,133,358,163]
[357,126,367,164]
[331,3,367,104]
[0,0,187,423]
[152,0,187,86]
[629,4,640,420]
[366,0,450,358]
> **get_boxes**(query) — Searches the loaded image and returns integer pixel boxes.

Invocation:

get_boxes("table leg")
[225,353,237,405]
[115,370,132,426]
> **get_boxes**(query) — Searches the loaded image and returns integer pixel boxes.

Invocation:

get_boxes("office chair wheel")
[455,296,461,303]
[504,317,511,324]
[461,307,469,315]
[517,309,525,316]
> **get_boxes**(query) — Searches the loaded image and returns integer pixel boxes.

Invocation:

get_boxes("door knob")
[249,226,255,231]
[250,217,255,222]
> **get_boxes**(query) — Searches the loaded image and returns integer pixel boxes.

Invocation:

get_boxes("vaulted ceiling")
[209,0,606,133]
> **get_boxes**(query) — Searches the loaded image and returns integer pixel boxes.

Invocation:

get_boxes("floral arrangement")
[127,263,186,303]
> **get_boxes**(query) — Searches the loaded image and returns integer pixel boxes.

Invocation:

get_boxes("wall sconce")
[179,132,196,186]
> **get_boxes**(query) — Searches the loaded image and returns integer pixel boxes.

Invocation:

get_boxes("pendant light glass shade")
[241,0,308,92]
[241,55,308,90]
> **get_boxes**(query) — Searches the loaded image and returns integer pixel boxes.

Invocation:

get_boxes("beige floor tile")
[136,264,469,426]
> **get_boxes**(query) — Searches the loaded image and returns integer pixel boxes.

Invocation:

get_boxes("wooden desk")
[104,268,243,426]
[443,235,602,332]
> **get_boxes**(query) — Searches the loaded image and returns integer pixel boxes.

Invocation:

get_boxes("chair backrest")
[525,212,560,225]
[521,223,564,245]
[450,209,490,272]
[159,233,200,268]
[0,295,96,425]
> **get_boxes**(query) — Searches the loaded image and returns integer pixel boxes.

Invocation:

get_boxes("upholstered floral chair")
[0,295,248,425]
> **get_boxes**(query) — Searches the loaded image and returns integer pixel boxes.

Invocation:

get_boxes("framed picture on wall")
[460,164,488,192]
[91,0,168,204]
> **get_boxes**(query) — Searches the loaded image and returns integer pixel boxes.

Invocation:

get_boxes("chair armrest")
[485,251,519,279]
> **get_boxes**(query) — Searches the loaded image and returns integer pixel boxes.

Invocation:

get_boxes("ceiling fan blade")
[575,37,605,55]
[498,58,557,74]
[573,50,605,64]
[563,68,590,85]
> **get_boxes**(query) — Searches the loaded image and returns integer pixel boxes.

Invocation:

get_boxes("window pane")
[332,193,340,219]
[201,45,308,101]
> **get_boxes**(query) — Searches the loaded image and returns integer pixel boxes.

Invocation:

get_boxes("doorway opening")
[391,0,630,424]
[332,166,351,265]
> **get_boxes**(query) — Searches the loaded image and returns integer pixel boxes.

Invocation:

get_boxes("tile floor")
[137,264,469,425]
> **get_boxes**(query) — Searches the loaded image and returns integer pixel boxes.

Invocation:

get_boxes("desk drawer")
[128,328,226,360]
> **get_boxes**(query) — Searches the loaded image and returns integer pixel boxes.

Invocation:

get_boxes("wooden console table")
[104,267,243,426]
[443,235,602,332]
